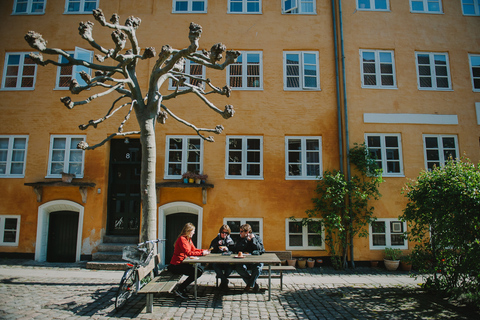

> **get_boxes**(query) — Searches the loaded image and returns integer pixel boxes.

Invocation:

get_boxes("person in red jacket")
[168,222,210,299]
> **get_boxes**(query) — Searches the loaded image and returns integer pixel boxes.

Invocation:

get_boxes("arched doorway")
[158,202,203,265]
[35,200,84,262]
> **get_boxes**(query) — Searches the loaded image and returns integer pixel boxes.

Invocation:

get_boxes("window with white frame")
[13,0,45,14]
[173,0,207,13]
[169,59,205,90]
[228,0,261,13]
[226,136,262,179]
[0,215,20,246]
[1,52,37,90]
[286,219,324,250]
[283,51,320,90]
[415,52,451,90]
[285,136,322,180]
[65,0,98,14]
[410,0,442,13]
[0,136,28,178]
[224,218,263,243]
[56,48,94,89]
[461,0,480,15]
[357,0,389,11]
[282,0,315,14]
[360,50,396,88]
[47,135,85,178]
[469,54,480,91]
[365,134,403,176]
[370,219,407,249]
[165,136,203,178]
[227,51,262,90]
[423,135,458,171]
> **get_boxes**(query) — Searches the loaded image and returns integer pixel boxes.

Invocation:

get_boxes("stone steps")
[86,235,138,270]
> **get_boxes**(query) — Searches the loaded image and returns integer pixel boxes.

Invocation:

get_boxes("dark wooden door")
[107,139,141,235]
[47,211,79,262]
[165,213,198,264]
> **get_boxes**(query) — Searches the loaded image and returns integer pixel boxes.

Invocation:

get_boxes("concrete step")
[92,251,123,261]
[97,242,134,252]
[103,235,138,244]
[85,261,128,271]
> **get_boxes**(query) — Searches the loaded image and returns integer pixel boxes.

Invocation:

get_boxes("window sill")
[156,181,214,204]
[24,180,96,203]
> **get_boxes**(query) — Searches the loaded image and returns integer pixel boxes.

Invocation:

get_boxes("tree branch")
[77,131,140,150]
[79,95,131,130]
[60,82,124,109]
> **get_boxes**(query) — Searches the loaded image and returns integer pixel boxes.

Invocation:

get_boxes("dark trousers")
[168,263,204,291]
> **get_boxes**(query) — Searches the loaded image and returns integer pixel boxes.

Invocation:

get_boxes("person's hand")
[247,233,255,241]
[203,249,210,255]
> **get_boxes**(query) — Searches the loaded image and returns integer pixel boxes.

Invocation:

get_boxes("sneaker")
[253,283,260,293]
[174,289,188,300]
[220,280,229,291]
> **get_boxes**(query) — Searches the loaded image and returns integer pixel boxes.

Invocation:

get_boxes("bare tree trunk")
[139,113,157,243]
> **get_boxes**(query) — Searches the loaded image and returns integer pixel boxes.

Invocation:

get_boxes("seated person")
[209,224,235,290]
[168,222,210,299]
[233,223,265,292]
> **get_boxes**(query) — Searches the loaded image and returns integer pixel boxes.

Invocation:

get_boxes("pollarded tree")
[24,9,240,242]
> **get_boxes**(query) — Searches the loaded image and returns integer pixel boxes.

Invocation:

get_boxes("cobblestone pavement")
[0,259,478,320]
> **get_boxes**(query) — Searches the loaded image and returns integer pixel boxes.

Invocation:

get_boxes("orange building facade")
[0,0,478,265]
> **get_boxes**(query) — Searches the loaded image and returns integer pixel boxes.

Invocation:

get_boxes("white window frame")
[47,135,86,178]
[224,218,263,242]
[172,0,207,13]
[0,135,28,178]
[462,0,480,16]
[415,52,451,90]
[410,0,443,13]
[286,218,325,250]
[226,51,263,90]
[225,136,263,179]
[469,54,480,92]
[285,136,322,180]
[423,134,459,171]
[282,0,316,14]
[356,0,390,11]
[228,0,261,14]
[283,51,320,91]
[64,0,98,14]
[164,136,204,179]
[370,218,408,250]
[360,50,396,89]
[1,52,37,91]
[168,58,206,90]
[12,0,46,14]
[0,215,21,246]
[365,133,404,177]
[55,47,94,90]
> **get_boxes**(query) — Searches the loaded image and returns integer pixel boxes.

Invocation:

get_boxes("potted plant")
[61,172,75,183]
[182,172,195,183]
[287,258,297,267]
[370,261,379,267]
[400,254,412,271]
[198,174,208,184]
[297,257,307,269]
[307,258,315,268]
[384,247,402,271]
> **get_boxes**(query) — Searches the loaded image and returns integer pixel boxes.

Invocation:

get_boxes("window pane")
[426,149,439,161]
[308,234,322,246]
[372,221,385,233]
[425,137,438,148]
[289,235,303,246]
[372,234,386,246]
[288,164,301,176]
[247,221,260,233]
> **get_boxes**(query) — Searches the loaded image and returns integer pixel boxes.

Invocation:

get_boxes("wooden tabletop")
[182,253,281,265]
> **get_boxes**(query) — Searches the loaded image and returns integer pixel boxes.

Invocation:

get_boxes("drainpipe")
[332,0,354,268]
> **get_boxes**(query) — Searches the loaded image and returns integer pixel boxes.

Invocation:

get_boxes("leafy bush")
[384,247,402,261]
[401,158,480,306]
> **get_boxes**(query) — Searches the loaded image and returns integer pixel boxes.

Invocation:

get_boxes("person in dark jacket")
[209,224,235,290]
[233,223,265,292]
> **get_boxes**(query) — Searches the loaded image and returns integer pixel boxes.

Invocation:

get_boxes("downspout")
[332,0,354,268]
[331,0,343,174]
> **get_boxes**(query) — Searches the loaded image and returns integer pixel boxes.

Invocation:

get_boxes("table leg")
[194,263,198,299]
[268,265,271,301]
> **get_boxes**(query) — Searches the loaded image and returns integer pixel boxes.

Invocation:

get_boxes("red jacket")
[169,235,203,265]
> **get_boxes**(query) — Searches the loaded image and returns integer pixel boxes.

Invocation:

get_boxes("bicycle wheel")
[115,268,138,310]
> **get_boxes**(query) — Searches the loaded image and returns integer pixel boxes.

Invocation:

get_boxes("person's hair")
[178,222,195,239]
[240,223,252,233]
[219,224,231,234]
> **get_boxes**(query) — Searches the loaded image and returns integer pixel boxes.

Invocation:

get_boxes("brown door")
[47,211,79,262]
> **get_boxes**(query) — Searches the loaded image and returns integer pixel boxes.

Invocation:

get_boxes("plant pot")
[370,261,379,267]
[287,259,297,267]
[280,260,287,266]
[183,178,188,183]
[61,172,75,183]
[307,259,315,268]
[297,259,307,269]
[400,261,412,271]
[384,259,400,271]
[316,259,323,267]
[188,178,194,183]
[195,178,201,184]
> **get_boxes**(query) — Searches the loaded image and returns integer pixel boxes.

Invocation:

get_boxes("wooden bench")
[137,269,183,313]
[215,251,295,290]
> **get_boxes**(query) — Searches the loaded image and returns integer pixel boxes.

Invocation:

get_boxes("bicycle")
[115,239,166,310]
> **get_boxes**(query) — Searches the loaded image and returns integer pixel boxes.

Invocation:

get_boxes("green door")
[165,213,198,264]
[107,139,141,235]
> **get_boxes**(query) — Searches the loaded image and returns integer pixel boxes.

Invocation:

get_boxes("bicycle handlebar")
[137,239,167,247]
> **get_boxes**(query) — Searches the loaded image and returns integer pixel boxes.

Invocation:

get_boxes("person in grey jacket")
[209,224,235,290]
[233,223,265,292]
